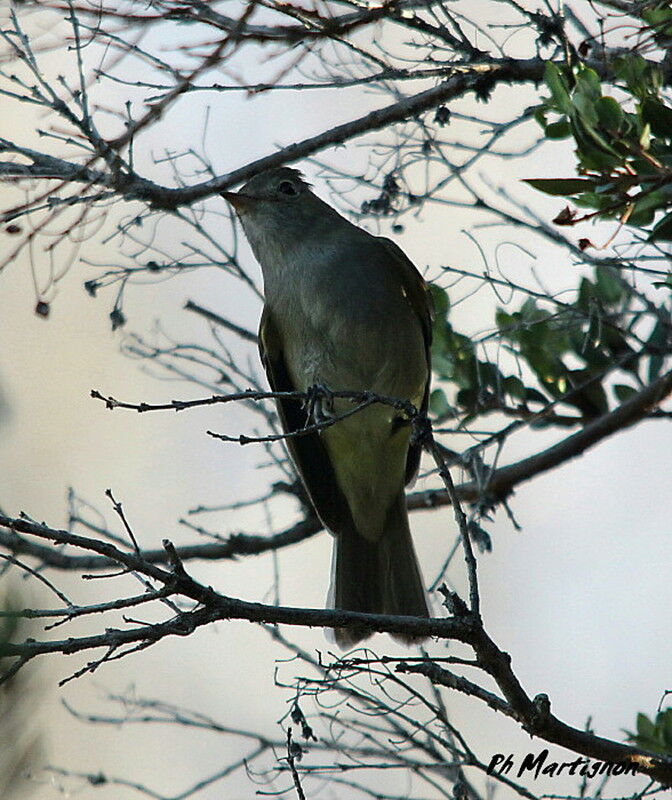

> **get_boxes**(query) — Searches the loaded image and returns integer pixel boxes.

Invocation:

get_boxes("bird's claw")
[304,383,335,426]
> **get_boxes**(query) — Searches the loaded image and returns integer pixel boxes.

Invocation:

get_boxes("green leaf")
[629,191,663,227]
[595,96,623,133]
[534,106,548,128]
[595,268,623,305]
[566,369,609,418]
[637,713,656,740]
[503,375,526,400]
[639,122,651,150]
[575,67,602,100]
[649,211,672,242]
[578,277,597,311]
[495,309,516,332]
[647,318,669,381]
[431,325,479,388]
[573,90,599,127]
[573,190,611,211]
[630,208,656,227]
[523,178,596,196]
[544,62,573,114]
[544,120,571,139]
[641,96,672,139]
[456,386,478,410]
[627,709,672,755]
[631,153,662,177]
[613,384,637,402]
[571,117,621,171]
[524,348,563,393]
[642,6,672,41]
[478,360,505,390]
[428,283,450,317]
[614,54,650,97]
[432,352,453,380]
[429,388,452,418]
[519,297,549,324]
[652,143,672,169]
[577,341,610,372]
[525,387,550,405]
[572,114,620,157]
[663,709,672,746]
[602,326,635,364]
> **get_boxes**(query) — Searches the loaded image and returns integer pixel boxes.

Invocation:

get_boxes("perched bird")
[223,167,432,647]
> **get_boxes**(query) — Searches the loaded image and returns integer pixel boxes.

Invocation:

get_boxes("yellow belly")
[321,402,410,541]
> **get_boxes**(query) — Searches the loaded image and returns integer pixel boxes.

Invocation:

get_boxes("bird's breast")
[263,236,427,402]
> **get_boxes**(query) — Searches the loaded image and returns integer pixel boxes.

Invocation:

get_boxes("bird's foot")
[304,383,335,427]
[410,412,432,447]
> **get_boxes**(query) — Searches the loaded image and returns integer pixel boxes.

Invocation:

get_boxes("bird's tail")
[329,491,429,648]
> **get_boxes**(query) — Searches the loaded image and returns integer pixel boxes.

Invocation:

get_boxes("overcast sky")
[0,4,670,799]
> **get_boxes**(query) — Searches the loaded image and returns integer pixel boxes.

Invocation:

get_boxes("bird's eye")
[277,180,298,196]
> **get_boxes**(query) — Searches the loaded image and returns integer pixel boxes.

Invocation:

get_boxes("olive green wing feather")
[258,306,357,536]
[377,237,434,484]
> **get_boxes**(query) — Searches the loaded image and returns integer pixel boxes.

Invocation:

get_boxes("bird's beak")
[221,190,252,212]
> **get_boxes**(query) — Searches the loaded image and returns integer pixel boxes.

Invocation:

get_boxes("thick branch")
[410,367,672,510]
[0,520,471,644]
[402,627,672,786]
[2,511,670,785]
[5,53,671,215]
[1,509,671,784]
[2,58,549,212]
[102,58,550,209]
[0,516,320,570]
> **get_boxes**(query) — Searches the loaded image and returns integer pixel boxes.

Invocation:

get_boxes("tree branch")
[2,510,669,785]
[410,367,672,510]
[399,643,672,786]
[0,515,320,571]
[0,514,472,645]
[2,370,667,572]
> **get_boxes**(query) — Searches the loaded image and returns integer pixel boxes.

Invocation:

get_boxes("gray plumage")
[223,168,432,647]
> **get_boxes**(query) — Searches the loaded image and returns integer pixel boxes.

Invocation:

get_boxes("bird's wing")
[378,236,434,484]
[258,305,357,536]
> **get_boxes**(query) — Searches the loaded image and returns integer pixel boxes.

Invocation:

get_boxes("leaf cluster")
[529,53,672,240]
[626,709,672,757]
[428,261,668,427]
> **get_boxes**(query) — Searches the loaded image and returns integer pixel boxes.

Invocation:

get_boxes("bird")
[222,167,432,647]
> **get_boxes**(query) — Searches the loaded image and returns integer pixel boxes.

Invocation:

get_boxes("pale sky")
[0,4,670,799]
